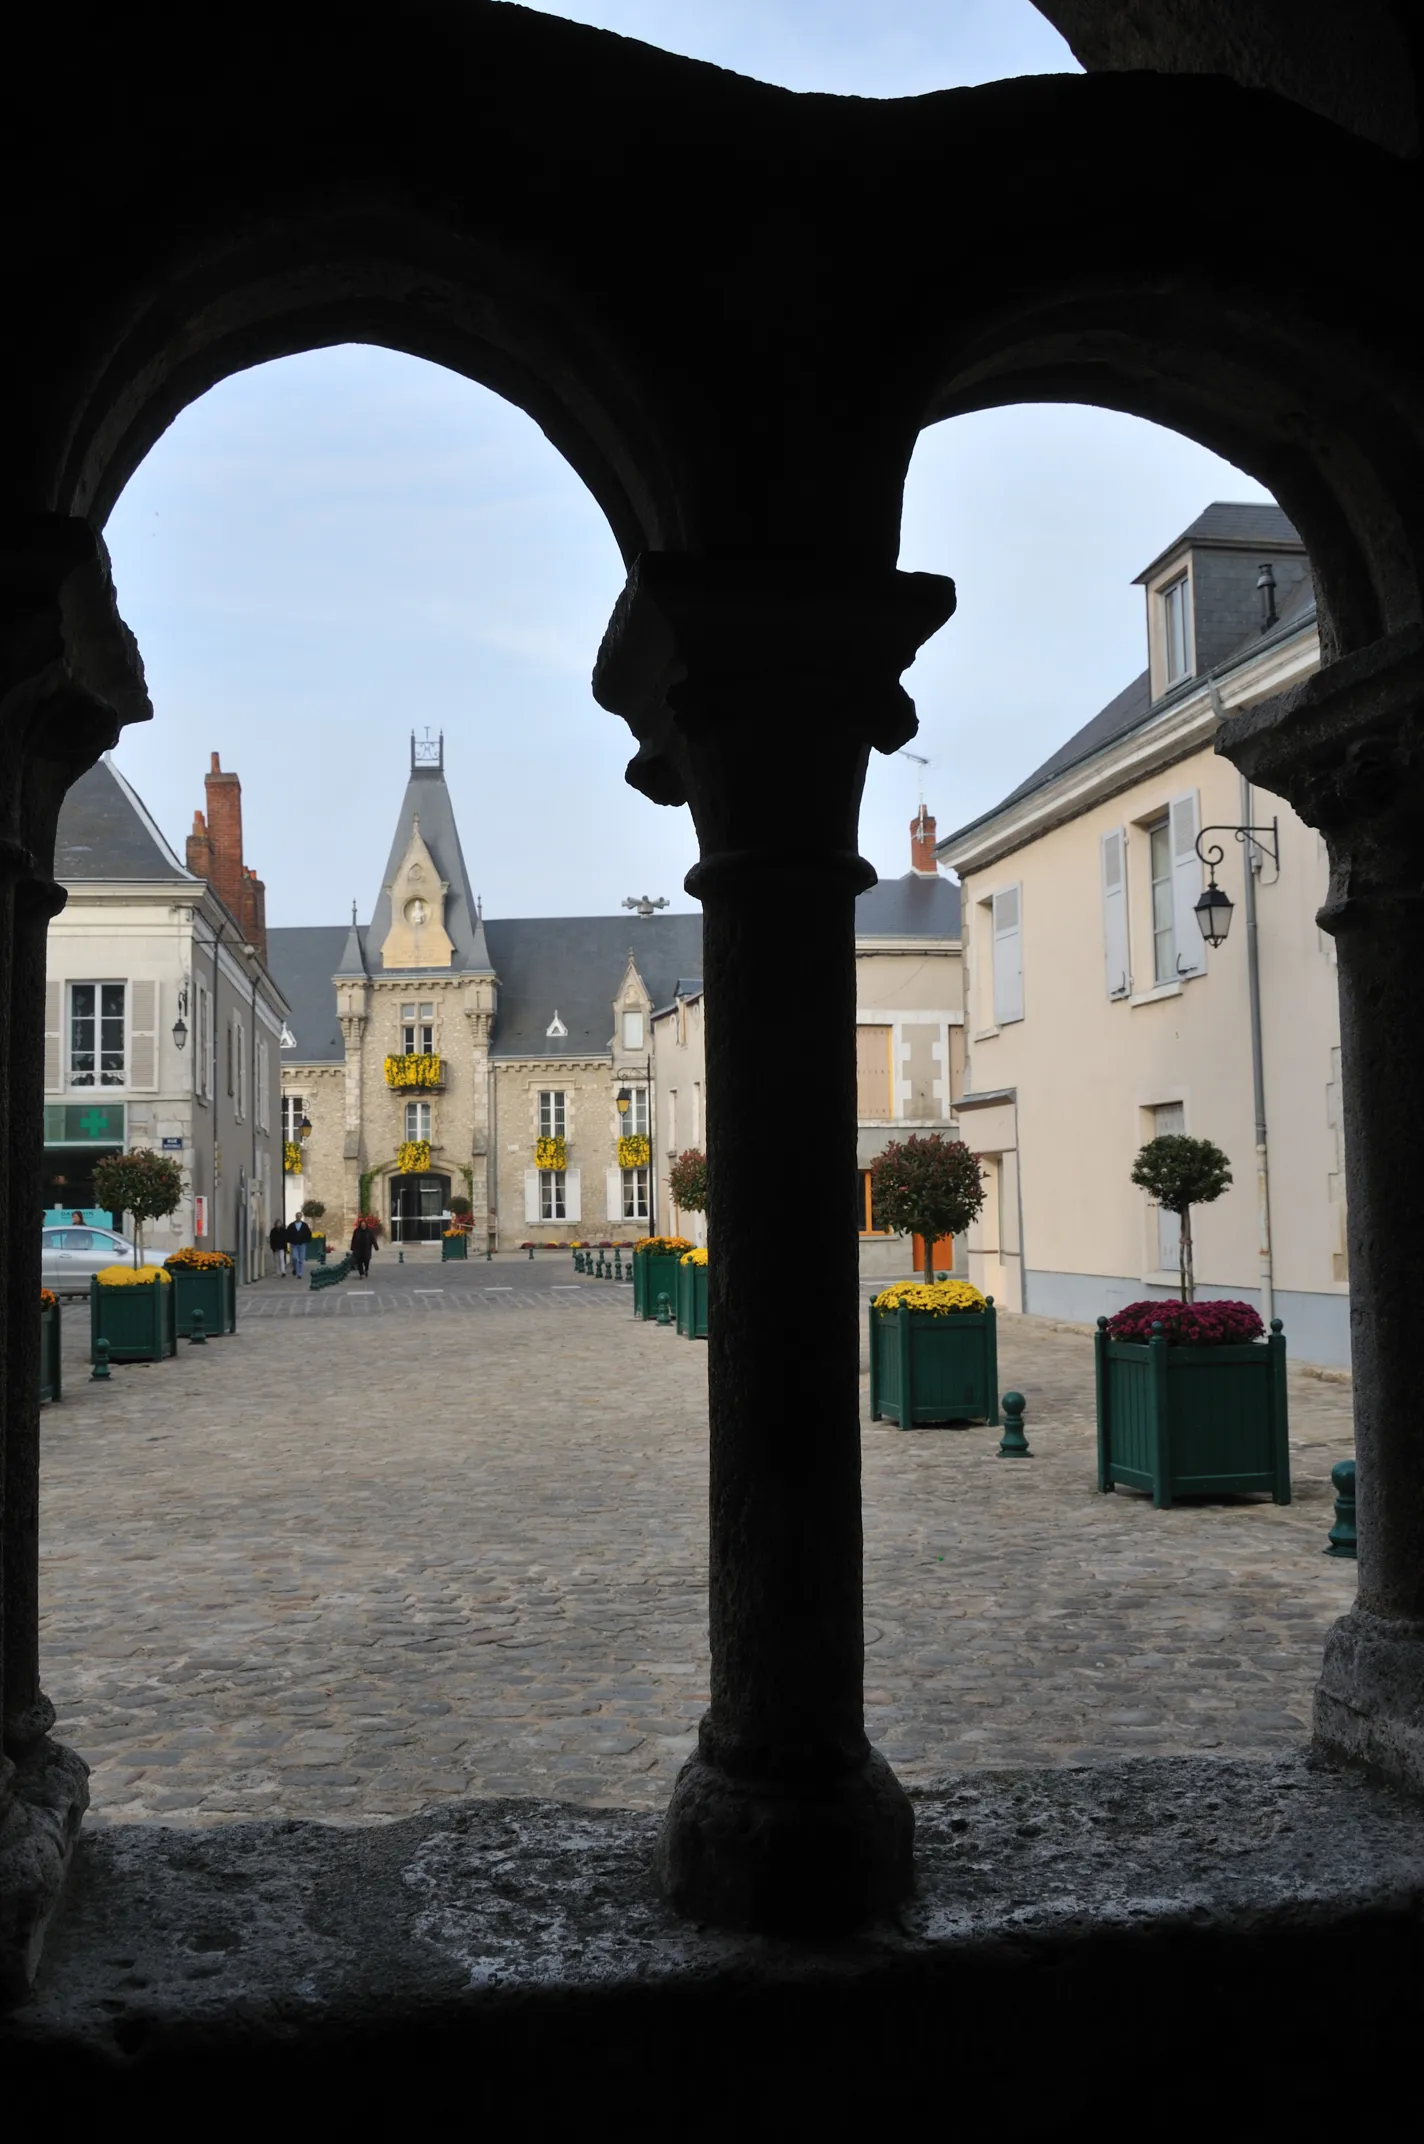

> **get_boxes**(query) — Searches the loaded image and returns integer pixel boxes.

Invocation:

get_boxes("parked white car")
[41,1225,167,1296]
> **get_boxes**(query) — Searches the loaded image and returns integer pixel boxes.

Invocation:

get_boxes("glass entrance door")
[389,1173,451,1243]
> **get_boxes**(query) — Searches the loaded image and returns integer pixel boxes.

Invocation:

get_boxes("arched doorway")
[389,1171,451,1246]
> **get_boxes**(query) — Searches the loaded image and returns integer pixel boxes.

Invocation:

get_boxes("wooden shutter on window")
[1101,830,1130,999]
[523,1169,539,1224]
[605,1166,622,1222]
[44,979,61,1091]
[855,1026,893,1117]
[1170,791,1206,978]
[129,979,157,1087]
[992,885,1024,1023]
[565,1167,582,1224]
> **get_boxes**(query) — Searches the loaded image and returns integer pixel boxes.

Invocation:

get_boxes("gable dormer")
[1134,501,1310,702]
[379,816,455,970]
[612,949,652,1057]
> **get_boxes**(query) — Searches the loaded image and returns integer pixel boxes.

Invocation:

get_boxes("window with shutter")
[605,1166,622,1222]
[523,1168,539,1224]
[129,979,157,1088]
[1169,791,1206,978]
[1101,830,1130,998]
[44,979,61,1091]
[992,886,1024,1024]
[565,1167,582,1224]
[855,1026,893,1117]
[256,1038,269,1132]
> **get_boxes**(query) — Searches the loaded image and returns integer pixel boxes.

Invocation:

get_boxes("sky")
[102,2,1274,927]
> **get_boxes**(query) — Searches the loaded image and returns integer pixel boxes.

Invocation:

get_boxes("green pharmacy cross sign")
[43,1102,126,1146]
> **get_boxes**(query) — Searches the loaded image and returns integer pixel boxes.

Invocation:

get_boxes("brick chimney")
[204,752,245,919]
[186,809,214,880]
[187,755,268,962]
[910,803,938,876]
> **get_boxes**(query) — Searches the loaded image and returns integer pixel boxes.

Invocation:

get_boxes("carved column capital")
[592,552,955,859]
[1216,625,1424,933]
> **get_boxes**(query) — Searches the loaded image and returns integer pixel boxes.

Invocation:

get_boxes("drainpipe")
[1211,683,1274,1324]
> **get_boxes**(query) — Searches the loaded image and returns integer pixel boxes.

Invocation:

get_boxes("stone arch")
[44,206,688,566]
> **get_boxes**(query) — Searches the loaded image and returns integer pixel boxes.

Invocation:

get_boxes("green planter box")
[676,1259,708,1339]
[633,1249,684,1321]
[169,1262,237,1336]
[869,1302,998,1427]
[307,1234,327,1266]
[441,1232,470,1261]
[1095,1319,1291,1508]
[40,1299,61,1404]
[90,1276,176,1363]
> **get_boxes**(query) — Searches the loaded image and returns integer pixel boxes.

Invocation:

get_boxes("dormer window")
[1161,574,1193,684]
[622,1009,645,1050]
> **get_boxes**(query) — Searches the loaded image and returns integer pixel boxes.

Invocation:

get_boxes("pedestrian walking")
[287,1213,313,1280]
[269,1218,289,1276]
[350,1220,375,1279]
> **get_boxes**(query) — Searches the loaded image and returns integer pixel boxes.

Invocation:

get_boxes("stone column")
[595,554,955,1931]
[0,514,148,2004]
[1217,626,1424,1789]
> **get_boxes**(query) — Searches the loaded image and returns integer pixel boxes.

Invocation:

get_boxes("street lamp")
[172,985,189,1051]
[615,1086,632,1119]
[298,1113,312,1140]
[1192,819,1280,949]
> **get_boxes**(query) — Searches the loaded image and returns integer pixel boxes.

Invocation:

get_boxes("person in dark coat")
[269,1217,289,1276]
[349,1221,375,1279]
[287,1214,313,1280]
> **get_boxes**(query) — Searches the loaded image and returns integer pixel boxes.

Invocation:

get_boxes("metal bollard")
[613,1251,623,1281]
[656,1291,672,1327]
[188,1308,207,1345]
[398,1248,404,1265]
[485,1241,492,1262]
[998,1390,1031,1457]
[1326,1458,1357,1558]
[91,1337,111,1381]
[528,1244,535,1260]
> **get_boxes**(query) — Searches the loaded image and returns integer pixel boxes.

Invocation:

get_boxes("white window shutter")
[565,1168,582,1224]
[606,1166,622,1221]
[1170,791,1206,978]
[130,979,158,1087]
[44,979,61,1091]
[523,1169,539,1224]
[1101,830,1130,998]
[991,885,1024,1024]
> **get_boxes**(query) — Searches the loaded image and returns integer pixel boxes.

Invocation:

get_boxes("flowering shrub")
[874,1279,987,1316]
[535,1136,567,1171]
[869,1137,986,1286]
[617,1133,650,1169]
[680,1246,709,1266]
[94,1264,170,1286]
[354,1212,385,1240]
[1106,1298,1264,1347]
[635,1235,693,1257]
[668,1149,707,1214]
[396,1139,431,1175]
[40,1289,56,1312]
[385,1052,443,1090]
[441,1226,468,1239]
[165,1249,234,1270]
[283,1140,303,1175]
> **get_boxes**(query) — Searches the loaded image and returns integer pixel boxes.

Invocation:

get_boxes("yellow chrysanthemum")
[873,1279,986,1316]
[95,1264,171,1286]
[680,1247,708,1266]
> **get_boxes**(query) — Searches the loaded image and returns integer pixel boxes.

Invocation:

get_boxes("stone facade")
[270,738,700,1250]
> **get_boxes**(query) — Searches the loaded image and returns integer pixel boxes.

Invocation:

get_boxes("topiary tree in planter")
[92,1148,184,1263]
[1130,1134,1232,1302]
[869,1135,986,1285]
[668,1149,707,1223]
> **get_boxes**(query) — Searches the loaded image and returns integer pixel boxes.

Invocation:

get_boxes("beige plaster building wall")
[946,615,1347,1364]
[652,988,706,1246]
[855,941,965,1278]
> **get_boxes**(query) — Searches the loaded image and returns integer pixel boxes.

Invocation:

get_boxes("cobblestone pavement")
[40,1263,1357,1828]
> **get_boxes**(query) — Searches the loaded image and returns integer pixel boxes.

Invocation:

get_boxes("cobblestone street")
[40,1258,1357,1828]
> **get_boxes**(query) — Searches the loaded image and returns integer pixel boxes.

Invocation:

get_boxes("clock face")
[405,898,429,927]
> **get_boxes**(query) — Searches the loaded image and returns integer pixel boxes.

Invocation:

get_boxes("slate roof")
[484,916,704,1059]
[365,762,493,975]
[55,756,191,882]
[267,927,354,1062]
[1132,500,1304,585]
[854,871,962,938]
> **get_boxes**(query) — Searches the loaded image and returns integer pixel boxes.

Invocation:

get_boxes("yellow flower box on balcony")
[617,1134,650,1169]
[385,1052,444,1090]
[397,1139,431,1174]
[535,1136,567,1171]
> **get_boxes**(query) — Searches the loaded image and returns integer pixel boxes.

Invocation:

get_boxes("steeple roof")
[365,735,493,975]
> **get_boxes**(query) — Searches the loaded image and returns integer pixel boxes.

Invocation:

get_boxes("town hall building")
[267,735,703,1249]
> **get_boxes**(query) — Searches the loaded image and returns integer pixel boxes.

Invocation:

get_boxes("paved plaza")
[40,1257,1357,1829]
